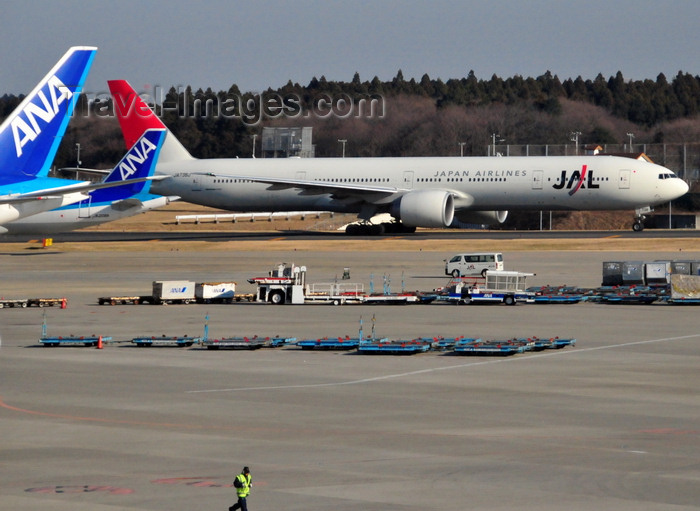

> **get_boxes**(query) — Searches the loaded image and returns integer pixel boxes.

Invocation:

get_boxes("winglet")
[0,46,97,185]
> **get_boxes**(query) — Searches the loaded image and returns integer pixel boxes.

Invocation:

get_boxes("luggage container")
[602,261,624,286]
[621,261,645,285]
[693,261,700,276]
[195,282,236,303]
[670,260,692,275]
[645,261,670,285]
[152,280,195,304]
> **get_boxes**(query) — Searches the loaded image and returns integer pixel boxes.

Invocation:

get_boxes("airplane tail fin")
[88,128,166,203]
[0,46,97,186]
[108,80,194,163]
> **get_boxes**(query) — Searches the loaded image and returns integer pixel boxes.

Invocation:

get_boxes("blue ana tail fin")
[89,129,166,203]
[0,46,97,186]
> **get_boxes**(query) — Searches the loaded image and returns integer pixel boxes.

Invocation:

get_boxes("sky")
[1,0,699,98]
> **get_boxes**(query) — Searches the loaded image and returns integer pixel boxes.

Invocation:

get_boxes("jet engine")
[454,210,508,226]
[392,190,455,228]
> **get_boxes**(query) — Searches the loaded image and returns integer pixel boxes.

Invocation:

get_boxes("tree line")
[1,69,700,169]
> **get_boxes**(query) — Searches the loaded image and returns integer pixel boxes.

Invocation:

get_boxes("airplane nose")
[674,178,690,198]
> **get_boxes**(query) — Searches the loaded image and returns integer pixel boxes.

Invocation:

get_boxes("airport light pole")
[458,142,466,157]
[251,134,257,158]
[338,139,347,158]
[626,132,634,153]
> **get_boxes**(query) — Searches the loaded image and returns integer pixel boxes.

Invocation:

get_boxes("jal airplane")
[4,129,171,234]
[0,48,162,233]
[108,80,689,234]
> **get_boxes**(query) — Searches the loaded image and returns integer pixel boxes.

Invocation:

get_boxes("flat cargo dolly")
[667,297,700,305]
[357,339,432,354]
[202,336,269,350]
[296,337,361,350]
[98,296,147,305]
[522,336,576,351]
[453,338,533,356]
[432,337,458,350]
[28,297,65,308]
[0,298,28,308]
[131,335,201,347]
[533,295,583,304]
[40,335,112,347]
[362,294,420,305]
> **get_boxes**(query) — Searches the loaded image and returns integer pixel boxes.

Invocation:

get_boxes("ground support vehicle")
[195,282,236,304]
[357,338,432,354]
[249,263,308,304]
[131,335,201,347]
[249,263,367,305]
[444,252,504,277]
[40,335,111,347]
[449,271,535,305]
[453,338,534,356]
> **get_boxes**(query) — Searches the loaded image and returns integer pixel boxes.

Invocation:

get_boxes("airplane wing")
[0,176,167,205]
[194,172,406,201]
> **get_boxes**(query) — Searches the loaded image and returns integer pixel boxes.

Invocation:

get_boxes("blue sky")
[2,0,698,96]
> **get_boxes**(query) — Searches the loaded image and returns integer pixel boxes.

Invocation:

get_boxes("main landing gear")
[345,222,417,236]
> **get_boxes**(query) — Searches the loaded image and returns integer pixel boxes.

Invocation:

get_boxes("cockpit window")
[658,172,679,180]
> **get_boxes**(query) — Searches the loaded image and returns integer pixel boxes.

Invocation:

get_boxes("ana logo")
[118,136,158,179]
[11,75,73,157]
[552,165,600,195]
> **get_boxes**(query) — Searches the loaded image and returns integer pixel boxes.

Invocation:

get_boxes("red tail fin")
[108,80,166,148]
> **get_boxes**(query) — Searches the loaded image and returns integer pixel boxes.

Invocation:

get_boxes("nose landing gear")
[632,206,652,232]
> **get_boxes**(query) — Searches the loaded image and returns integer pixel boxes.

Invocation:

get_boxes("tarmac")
[1,246,700,511]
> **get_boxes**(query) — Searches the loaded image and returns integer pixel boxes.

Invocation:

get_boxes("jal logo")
[552,165,600,195]
[118,135,158,179]
[11,75,73,157]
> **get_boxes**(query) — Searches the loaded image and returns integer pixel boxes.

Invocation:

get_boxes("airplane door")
[532,170,543,190]
[619,169,630,189]
[403,171,414,189]
[77,196,92,218]
[191,174,203,192]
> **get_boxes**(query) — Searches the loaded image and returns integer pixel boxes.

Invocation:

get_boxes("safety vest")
[235,473,252,498]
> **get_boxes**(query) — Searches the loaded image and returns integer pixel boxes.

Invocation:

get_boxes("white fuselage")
[150,155,687,215]
[3,196,171,235]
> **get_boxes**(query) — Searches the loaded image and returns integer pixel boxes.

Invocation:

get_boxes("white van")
[444,252,504,277]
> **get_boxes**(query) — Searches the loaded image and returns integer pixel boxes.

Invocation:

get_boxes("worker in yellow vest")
[229,466,252,511]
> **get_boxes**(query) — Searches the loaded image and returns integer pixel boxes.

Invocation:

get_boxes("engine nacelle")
[393,190,454,228]
[454,210,508,226]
